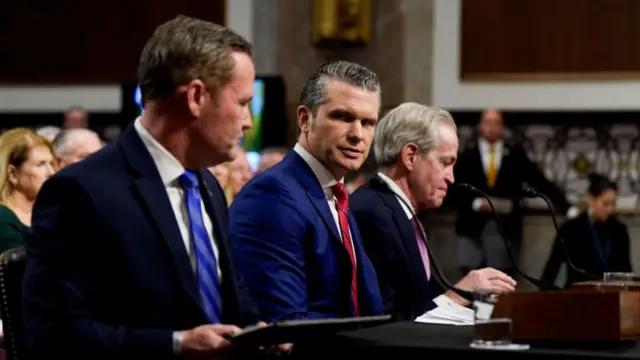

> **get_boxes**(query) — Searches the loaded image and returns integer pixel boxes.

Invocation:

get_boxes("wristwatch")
[172,331,184,355]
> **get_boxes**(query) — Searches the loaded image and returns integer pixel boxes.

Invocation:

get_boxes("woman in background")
[0,128,57,253]
[208,147,252,206]
[541,173,632,288]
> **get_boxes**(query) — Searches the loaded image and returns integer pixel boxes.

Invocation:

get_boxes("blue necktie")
[179,170,222,323]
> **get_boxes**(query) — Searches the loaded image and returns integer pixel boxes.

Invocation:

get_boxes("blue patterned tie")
[179,170,222,323]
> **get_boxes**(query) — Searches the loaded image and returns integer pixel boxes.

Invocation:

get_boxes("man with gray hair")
[350,102,516,321]
[51,128,103,168]
[230,60,384,321]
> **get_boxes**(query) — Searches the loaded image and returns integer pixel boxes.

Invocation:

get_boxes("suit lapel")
[471,146,489,185]
[120,126,202,312]
[285,152,342,242]
[372,177,430,286]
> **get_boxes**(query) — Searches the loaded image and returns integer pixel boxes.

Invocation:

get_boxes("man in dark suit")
[351,103,516,320]
[447,109,575,277]
[22,16,270,359]
[229,61,384,321]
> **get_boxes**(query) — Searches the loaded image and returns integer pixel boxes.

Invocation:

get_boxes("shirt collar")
[377,172,414,219]
[134,117,185,186]
[293,143,342,190]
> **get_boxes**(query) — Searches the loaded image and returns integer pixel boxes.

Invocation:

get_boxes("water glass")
[470,292,512,348]
[602,272,635,290]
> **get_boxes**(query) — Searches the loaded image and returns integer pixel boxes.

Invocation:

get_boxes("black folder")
[228,315,392,346]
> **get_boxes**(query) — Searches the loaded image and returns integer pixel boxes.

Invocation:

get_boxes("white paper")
[415,297,475,326]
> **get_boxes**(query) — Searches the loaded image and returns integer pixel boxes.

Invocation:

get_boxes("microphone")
[456,183,561,291]
[522,188,602,281]
[381,181,477,302]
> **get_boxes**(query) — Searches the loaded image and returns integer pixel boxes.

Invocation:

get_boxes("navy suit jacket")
[22,126,258,360]
[351,176,441,321]
[229,151,384,321]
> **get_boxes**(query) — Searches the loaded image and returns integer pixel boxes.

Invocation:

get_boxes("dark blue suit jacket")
[228,151,384,321]
[22,126,258,360]
[351,176,441,321]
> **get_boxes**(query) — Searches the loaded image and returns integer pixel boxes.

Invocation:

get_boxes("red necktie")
[331,183,360,316]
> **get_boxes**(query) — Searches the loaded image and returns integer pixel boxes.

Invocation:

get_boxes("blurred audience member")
[258,147,287,173]
[63,106,89,129]
[0,128,57,252]
[208,164,230,188]
[52,129,103,168]
[226,147,252,204]
[541,173,632,288]
[36,126,62,143]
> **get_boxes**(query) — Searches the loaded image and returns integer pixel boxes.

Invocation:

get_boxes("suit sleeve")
[228,179,318,322]
[22,175,173,359]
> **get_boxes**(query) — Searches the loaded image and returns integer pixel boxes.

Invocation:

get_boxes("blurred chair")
[0,247,27,360]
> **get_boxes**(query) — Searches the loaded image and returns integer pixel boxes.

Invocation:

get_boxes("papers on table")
[415,296,474,326]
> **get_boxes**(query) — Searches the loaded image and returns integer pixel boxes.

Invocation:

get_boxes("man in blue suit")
[351,103,516,321]
[22,16,268,359]
[229,61,384,321]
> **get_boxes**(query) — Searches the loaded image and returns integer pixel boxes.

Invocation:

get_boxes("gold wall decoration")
[312,0,371,47]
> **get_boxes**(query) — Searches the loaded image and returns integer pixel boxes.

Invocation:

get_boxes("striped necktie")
[179,170,222,323]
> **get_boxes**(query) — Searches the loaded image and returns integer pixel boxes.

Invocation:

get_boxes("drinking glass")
[470,292,529,350]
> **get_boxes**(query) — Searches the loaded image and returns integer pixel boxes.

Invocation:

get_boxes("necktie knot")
[179,170,199,189]
[332,183,349,210]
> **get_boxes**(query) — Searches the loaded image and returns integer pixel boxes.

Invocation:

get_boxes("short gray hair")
[299,60,381,115]
[36,126,61,140]
[374,102,456,168]
[51,128,100,157]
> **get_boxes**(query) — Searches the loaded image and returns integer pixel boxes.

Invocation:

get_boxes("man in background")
[257,147,287,173]
[63,106,89,129]
[51,128,103,168]
[447,108,574,278]
[36,126,61,143]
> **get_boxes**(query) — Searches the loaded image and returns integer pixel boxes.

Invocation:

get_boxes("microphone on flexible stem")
[521,188,602,281]
[378,182,477,302]
[456,183,561,291]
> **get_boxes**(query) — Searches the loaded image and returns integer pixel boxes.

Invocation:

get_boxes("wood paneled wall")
[0,0,225,84]
[461,0,640,81]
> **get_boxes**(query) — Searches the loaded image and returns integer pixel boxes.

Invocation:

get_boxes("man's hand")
[180,324,242,359]
[478,198,492,212]
[457,267,516,294]
[254,321,294,356]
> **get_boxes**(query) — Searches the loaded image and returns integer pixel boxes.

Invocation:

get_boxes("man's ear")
[401,143,419,171]
[297,106,311,134]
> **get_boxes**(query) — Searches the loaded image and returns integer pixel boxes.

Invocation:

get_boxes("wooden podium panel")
[492,291,640,341]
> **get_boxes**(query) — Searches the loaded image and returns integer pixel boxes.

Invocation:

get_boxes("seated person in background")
[0,128,57,252]
[229,60,384,321]
[35,126,61,143]
[0,128,56,253]
[51,128,103,168]
[257,147,287,173]
[351,103,516,321]
[541,173,632,288]
[226,147,252,204]
[208,163,230,188]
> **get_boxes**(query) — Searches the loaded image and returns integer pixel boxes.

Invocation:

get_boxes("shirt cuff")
[172,331,184,355]
[433,294,456,307]
[472,197,483,211]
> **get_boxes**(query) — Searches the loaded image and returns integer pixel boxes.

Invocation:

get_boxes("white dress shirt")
[293,144,355,257]
[376,172,454,307]
[134,118,222,279]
